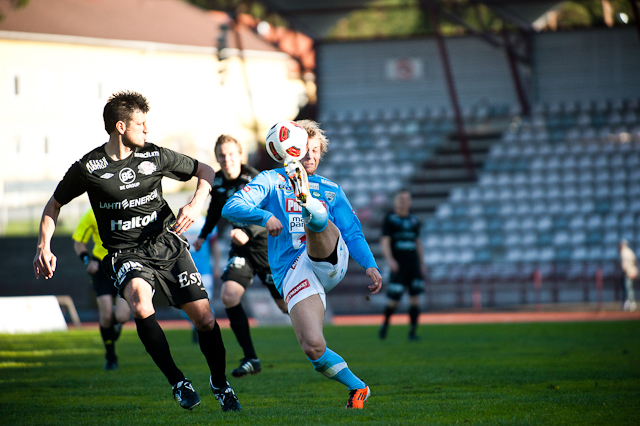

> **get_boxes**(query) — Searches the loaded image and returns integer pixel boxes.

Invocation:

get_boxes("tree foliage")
[0,0,30,23]
[182,0,637,40]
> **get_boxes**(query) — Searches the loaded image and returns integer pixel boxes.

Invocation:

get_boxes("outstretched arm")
[173,162,214,235]
[33,196,63,279]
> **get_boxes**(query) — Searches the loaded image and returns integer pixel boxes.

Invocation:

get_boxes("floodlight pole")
[230,11,261,141]
[425,2,475,179]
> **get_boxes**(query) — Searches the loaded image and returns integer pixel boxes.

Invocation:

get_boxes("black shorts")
[90,261,117,298]
[387,263,424,301]
[105,229,208,307]
[221,254,282,301]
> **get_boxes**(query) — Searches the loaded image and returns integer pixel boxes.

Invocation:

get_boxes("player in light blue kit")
[222,120,382,409]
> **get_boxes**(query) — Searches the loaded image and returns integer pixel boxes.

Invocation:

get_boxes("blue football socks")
[302,197,328,232]
[309,348,366,390]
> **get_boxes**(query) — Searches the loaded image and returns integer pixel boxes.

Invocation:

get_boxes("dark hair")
[103,91,150,134]
[214,134,243,156]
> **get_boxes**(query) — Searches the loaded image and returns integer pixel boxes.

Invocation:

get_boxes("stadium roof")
[0,0,278,52]
[256,0,563,39]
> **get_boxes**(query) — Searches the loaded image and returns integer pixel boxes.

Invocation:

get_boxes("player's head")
[103,91,149,135]
[394,188,412,216]
[214,134,243,180]
[295,120,328,176]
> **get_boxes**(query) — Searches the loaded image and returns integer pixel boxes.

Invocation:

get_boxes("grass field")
[1,321,639,425]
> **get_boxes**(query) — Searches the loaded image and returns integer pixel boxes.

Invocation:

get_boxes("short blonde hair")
[295,120,329,157]
[214,134,242,156]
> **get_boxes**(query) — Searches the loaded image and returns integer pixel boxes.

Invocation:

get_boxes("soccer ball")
[265,121,308,163]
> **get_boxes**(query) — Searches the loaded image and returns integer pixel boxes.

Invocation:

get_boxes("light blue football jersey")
[222,168,378,293]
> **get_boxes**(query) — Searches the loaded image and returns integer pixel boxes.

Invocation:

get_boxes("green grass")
[1,321,639,425]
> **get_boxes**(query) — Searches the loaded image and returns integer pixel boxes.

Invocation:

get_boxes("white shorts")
[282,234,349,312]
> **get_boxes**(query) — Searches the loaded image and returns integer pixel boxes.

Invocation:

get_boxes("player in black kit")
[378,189,428,341]
[32,91,241,412]
[192,134,287,378]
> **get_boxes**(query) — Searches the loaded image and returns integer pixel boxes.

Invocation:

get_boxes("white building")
[0,0,306,224]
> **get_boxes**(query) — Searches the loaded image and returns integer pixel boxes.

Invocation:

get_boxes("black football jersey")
[382,212,422,265]
[198,164,268,263]
[54,142,198,251]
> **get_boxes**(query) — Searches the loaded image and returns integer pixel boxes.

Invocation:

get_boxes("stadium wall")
[0,236,175,322]
[532,27,640,104]
[317,35,520,113]
[317,27,640,115]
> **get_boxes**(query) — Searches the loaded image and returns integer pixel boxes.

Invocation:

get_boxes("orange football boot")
[345,386,370,409]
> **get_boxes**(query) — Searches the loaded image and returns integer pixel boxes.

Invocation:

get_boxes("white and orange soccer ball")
[265,121,308,163]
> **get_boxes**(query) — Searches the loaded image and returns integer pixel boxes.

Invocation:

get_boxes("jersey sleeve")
[71,209,94,243]
[198,196,223,239]
[332,186,379,271]
[53,162,88,206]
[159,147,198,182]
[221,171,274,227]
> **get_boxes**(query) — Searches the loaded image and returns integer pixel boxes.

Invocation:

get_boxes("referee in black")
[33,91,240,412]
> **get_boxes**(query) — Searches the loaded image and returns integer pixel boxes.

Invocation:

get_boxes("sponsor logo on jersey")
[396,240,417,251]
[325,191,336,202]
[86,157,108,173]
[293,233,306,250]
[100,202,121,209]
[99,190,158,210]
[289,215,305,233]
[311,191,321,198]
[116,261,143,285]
[138,161,157,175]
[111,211,157,231]
[286,198,302,213]
[276,184,289,190]
[100,173,114,179]
[122,189,158,209]
[286,198,326,212]
[320,178,338,188]
[134,151,159,158]
[243,186,251,192]
[120,182,140,190]
[285,279,310,303]
[119,168,136,184]
[309,182,319,190]
[178,270,203,288]
[277,174,286,182]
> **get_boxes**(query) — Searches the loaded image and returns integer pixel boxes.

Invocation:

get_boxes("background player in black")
[32,91,240,412]
[378,189,428,340]
[193,134,287,378]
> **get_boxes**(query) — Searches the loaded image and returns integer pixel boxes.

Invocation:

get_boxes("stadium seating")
[320,98,638,308]
[424,98,639,289]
